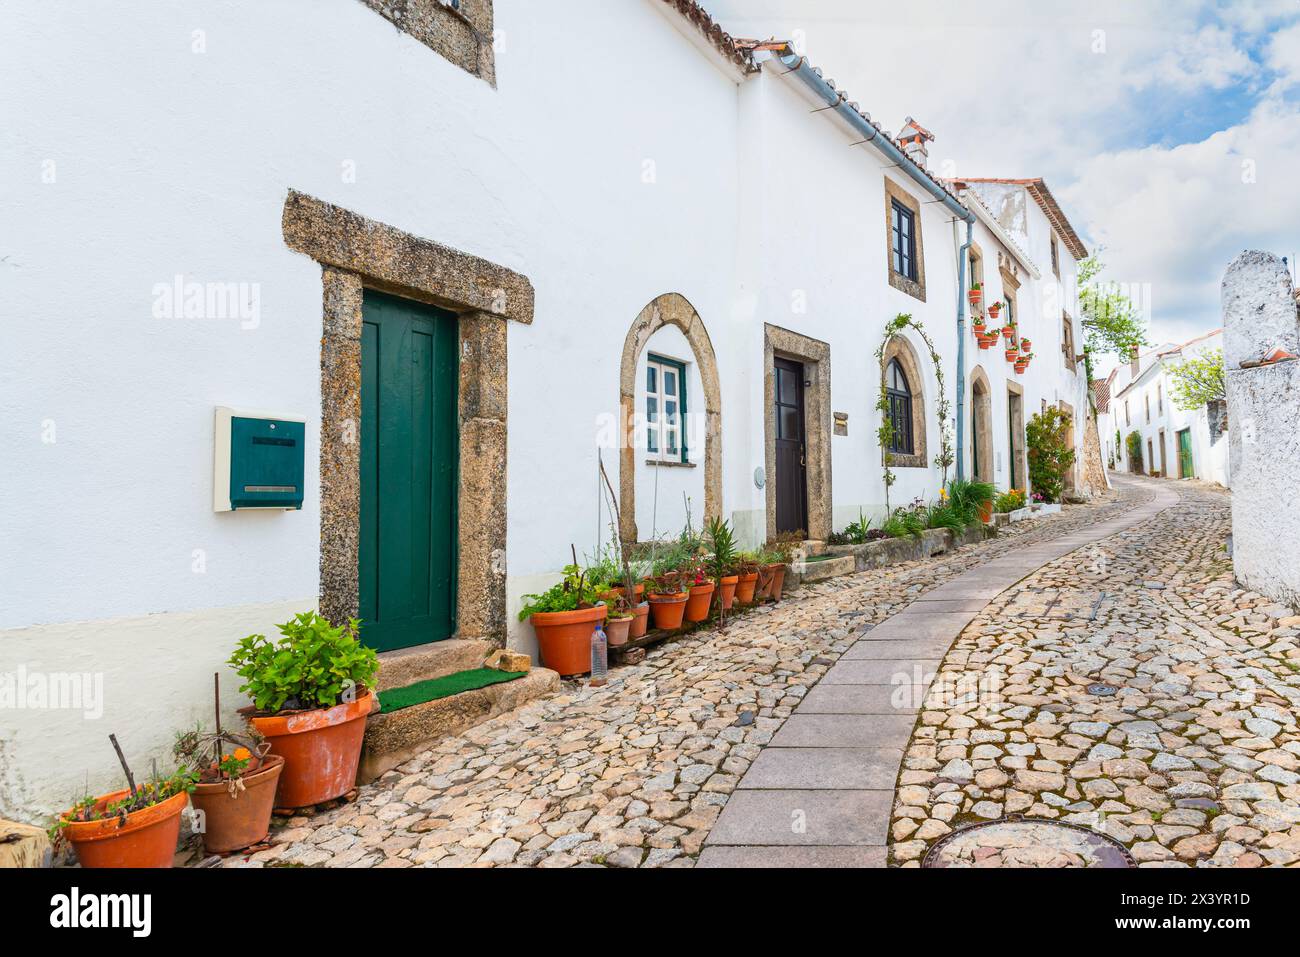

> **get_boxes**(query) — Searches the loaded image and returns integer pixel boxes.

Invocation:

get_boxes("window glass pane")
[665,429,678,455]
[646,396,657,422]
[778,404,800,441]
[647,365,657,393]
[778,367,799,405]
[663,369,676,396]
[665,400,677,421]
[647,423,658,453]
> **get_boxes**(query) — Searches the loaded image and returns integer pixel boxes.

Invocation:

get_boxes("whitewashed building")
[1101,330,1229,486]
[1,0,1093,820]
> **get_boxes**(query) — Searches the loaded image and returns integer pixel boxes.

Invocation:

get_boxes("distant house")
[1103,330,1229,485]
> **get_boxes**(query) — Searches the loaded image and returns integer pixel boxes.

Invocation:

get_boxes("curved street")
[206,476,1300,869]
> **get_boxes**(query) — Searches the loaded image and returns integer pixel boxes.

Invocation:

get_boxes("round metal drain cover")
[1087,682,1120,696]
[922,817,1136,868]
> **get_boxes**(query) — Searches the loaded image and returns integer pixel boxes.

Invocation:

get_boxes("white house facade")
[1103,330,1229,486]
[2,0,1094,820]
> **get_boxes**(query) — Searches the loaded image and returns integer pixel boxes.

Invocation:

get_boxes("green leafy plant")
[882,502,927,539]
[1026,408,1077,504]
[993,488,1027,513]
[1126,430,1144,473]
[704,516,738,581]
[1169,348,1225,411]
[518,563,602,620]
[229,611,380,713]
[945,479,995,525]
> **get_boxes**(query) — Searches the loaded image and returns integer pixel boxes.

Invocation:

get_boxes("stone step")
[359,667,560,783]
[0,819,51,868]
[797,554,857,584]
[375,638,495,692]
[801,540,828,557]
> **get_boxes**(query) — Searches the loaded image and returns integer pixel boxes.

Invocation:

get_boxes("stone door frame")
[969,365,994,484]
[282,190,533,649]
[763,324,832,543]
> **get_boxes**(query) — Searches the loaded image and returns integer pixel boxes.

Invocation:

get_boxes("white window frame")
[645,354,688,464]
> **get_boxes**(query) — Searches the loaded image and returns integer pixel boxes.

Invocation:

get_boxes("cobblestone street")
[206,476,1300,869]
[890,478,1300,868]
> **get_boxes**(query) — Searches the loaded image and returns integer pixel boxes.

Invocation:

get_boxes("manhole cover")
[1087,682,1120,696]
[922,817,1136,868]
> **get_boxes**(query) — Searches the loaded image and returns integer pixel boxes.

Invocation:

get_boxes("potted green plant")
[705,516,740,611]
[229,611,380,809]
[174,675,284,855]
[682,558,715,623]
[1005,344,1021,362]
[735,552,761,604]
[1002,320,1017,342]
[967,282,982,309]
[518,561,606,677]
[1020,337,1032,352]
[603,593,635,648]
[53,734,198,869]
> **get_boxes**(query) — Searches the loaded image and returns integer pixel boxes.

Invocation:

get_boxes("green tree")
[1168,348,1225,411]
[1026,407,1077,504]
[1078,251,1147,361]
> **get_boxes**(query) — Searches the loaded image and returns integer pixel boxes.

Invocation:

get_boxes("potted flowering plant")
[1001,320,1017,341]
[967,282,983,309]
[1020,337,1032,352]
[987,301,1003,321]
[175,684,284,855]
[682,559,716,623]
[1005,344,1021,362]
[229,612,380,808]
[53,735,198,868]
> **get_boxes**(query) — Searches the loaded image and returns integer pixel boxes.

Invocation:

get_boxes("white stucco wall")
[1,0,1098,819]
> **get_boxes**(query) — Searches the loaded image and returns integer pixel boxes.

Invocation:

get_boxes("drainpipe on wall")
[954,216,973,483]
[773,51,977,484]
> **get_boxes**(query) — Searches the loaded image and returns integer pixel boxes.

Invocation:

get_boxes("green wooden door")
[359,290,458,652]
[1178,428,1194,479]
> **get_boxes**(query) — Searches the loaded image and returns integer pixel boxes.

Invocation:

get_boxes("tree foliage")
[1077,251,1147,360]
[1168,348,1226,411]
[1026,407,1077,504]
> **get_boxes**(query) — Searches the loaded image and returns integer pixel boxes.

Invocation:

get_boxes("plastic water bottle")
[590,624,608,687]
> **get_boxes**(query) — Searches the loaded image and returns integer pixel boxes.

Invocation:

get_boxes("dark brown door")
[774,357,808,535]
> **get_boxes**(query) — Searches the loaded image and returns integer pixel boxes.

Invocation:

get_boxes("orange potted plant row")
[519,562,606,676]
[229,612,380,809]
[53,734,197,868]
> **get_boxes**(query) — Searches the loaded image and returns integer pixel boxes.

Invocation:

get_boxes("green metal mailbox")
[213,407,306,511]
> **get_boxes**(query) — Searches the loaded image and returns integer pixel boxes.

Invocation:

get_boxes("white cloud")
[1265,21,1300,90]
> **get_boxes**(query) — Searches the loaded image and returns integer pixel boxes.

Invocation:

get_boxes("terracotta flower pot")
[1002,326,1016,340]
[648,592,687,630]
[988,306,1001,320]
[629,602,650,639]
[605,616,633,648]
[608,583,645,602]
[736,572,759,604]
[979,499,994,524]
[59,788,189,869]
[684,582,716,622]
[189,755,285,854]
[767,564,788,602]
[717,575,740,611]
[968,289,982,307]
[1021,339,1032,352]
[250,691,378,808]
[1005,349,1020,361]
[526,606,607,678]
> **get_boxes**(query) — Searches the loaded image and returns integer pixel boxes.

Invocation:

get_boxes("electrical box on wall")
[213,407,306,512]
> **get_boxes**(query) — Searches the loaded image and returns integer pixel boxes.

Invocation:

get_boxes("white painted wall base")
[0,599,312,825]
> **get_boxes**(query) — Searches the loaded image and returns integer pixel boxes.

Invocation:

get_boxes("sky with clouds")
[708,0,1300,368]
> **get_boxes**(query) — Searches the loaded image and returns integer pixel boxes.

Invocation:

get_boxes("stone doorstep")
[375,638,496,692]
[797,554,856,584]
[358,668,560,784]
[0,819,52,868]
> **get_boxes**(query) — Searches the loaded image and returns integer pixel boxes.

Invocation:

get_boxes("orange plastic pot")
[250,691,377,808]
[736,572,759,604]
[189,755,285,854]
[605,616,633,648]
[717,575,740,611]
[629,602,650,639]
[527,606,606,678]
[60,788,189,869]
[648,592,687,631]
[684,582,715,622]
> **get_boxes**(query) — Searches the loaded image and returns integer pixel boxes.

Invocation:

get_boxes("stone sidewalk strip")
[699,477,1180,867]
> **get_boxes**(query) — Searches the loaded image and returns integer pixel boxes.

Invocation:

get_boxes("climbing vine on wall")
[874,313,954,512]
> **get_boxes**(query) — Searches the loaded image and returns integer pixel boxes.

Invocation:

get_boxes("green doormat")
[378,668,526,715]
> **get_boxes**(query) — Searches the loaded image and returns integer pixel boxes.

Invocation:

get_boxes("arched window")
[886,358,914,455]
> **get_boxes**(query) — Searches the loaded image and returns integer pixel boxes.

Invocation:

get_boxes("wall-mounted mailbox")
[214,407,306,512]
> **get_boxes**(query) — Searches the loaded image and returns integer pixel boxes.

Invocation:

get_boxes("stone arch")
[881,333,929,469]
[969,365,994,484]
[619,293,721,544]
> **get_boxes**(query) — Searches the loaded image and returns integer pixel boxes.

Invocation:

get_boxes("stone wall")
[1222,250,1300,606]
